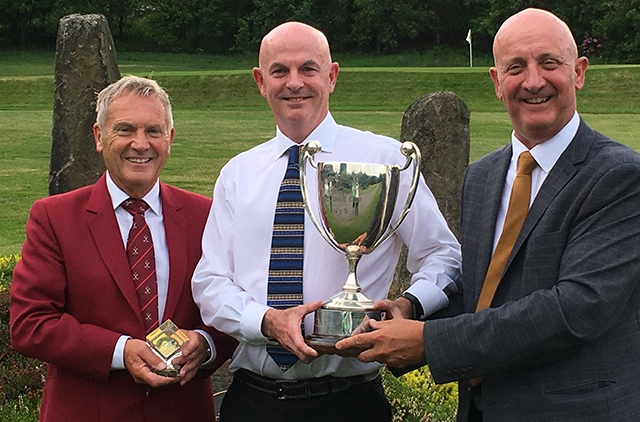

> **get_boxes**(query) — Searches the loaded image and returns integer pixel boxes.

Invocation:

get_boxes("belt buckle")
[274,379,300,400]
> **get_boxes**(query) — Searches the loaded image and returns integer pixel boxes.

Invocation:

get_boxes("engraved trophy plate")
[146,319,190,377]
[300,141,421,355]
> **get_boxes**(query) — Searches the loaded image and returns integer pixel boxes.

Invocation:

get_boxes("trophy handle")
[368,141,421,251]
[300,141,344,253]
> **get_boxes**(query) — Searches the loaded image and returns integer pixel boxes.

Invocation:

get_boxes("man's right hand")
[261,300,323,363]
[123,338,180,388]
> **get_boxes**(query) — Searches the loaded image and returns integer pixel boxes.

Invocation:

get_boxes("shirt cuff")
[240,301,272,343]
[404,278,450,319]
[195,329,217,368]
[110,335,131,370]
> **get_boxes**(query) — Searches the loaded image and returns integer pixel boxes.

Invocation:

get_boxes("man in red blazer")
[10,75,236,422]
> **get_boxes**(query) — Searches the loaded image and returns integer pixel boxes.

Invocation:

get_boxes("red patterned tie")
[122,198,159,334]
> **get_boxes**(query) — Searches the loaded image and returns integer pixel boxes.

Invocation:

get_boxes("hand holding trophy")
[146,320,190,377]
[300,141,421,356]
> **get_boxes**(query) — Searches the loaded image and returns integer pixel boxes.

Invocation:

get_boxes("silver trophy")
[300,141,421,355]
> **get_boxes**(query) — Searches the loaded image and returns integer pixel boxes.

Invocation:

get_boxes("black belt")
[234,368,380,400]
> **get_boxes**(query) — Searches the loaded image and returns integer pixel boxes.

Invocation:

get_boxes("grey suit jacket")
[424,120,640,421]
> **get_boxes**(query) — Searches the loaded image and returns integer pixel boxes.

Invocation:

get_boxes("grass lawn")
[0,52,639,255]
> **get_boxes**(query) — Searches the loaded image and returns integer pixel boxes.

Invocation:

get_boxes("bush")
[382,366,457,421]
[0,254,45,418]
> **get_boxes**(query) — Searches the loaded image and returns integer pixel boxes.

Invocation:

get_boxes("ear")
[93,123,103,152]
[489,67,503,100]
[167,127,175,154]
[574,56,589,91]
[252,67,266,97]
[328,62,339,94]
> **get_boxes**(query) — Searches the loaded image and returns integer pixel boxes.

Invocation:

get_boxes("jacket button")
[146,389,153,398]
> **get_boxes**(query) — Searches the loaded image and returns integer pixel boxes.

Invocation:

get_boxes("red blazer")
[10,174,236,422]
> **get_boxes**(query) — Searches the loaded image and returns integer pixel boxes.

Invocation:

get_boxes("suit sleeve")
[425,158,640,384]
[10,200,121,383]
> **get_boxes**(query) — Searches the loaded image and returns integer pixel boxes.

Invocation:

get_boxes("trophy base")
[306,306,382,357]
[305,335,368,357]
[154,367,180,378]
[313,306,382,338]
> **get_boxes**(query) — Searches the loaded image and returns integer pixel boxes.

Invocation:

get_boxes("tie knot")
[517,151,537,175]
[122,198,149,216]
[288,145,300,166]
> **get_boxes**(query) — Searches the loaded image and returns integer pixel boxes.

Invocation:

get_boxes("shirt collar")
[273,112,338,160]
[106,171,161,216]
[511,111,580,174]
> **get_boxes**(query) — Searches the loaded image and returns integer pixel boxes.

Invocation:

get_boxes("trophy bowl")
[300,141,421,355]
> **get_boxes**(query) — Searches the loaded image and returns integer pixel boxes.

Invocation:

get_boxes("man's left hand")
[170,330,209,386]
[335,318,426,368]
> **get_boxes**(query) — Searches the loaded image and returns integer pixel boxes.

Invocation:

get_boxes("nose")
[130,128,150,150]
[521,65,545,92]
[286,70,304,91]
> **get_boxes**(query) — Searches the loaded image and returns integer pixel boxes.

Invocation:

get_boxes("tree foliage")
[0,0,637,62]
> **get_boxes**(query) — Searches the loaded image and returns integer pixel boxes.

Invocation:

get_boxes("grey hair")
[95,75,173,130]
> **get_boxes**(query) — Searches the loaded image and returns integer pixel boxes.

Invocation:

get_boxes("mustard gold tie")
[469,151,537,387]
[476,151,537,312]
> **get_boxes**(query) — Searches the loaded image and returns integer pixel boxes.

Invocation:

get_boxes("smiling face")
[252,22,339,143]
[489,9,588,148]
[94,92,174,198]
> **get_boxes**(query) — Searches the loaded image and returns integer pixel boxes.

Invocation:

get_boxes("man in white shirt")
[191,21,461,422]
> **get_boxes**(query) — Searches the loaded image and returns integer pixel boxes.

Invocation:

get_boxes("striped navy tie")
[266,145,304,371]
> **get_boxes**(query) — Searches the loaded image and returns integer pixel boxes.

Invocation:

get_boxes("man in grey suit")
[336,8,640,421]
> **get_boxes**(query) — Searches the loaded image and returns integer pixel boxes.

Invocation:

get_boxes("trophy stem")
[322,245,376,310]
[343,244,363,293]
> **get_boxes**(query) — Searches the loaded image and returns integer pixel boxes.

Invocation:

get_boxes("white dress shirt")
[106,173,215,369]
[192,112,461,379]
[492,112,580,250]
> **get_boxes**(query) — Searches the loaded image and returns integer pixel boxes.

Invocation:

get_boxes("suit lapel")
[505,120,595,275]
[472,146,512,306]
[159,184,188,321]
[87,175,144,326]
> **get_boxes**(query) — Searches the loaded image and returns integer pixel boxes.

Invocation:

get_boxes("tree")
[0,0,59,49]
[593,0,640,63]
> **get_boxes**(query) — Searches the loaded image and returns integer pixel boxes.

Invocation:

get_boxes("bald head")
[494,8,578,64]
[252,21,339,143]
[258,22,332,69]
[488,8,588,147]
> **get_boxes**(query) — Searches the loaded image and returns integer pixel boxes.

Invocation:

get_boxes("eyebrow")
[267,59,320,72]
[268,61,288,73]
[300,59,320,68]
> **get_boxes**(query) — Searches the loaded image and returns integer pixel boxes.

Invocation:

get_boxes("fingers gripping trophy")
[300,141,421,355]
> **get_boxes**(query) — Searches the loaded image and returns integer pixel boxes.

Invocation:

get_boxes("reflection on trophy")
[146,319,190,377]
[300,141,421,355]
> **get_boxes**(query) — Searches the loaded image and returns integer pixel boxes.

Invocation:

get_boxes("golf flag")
[466,29,472,67]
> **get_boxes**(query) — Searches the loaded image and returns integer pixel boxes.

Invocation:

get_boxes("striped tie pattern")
[266,145,304,371]
[122,198,159,334]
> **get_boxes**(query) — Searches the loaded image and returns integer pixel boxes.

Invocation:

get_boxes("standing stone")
[49,14,121,195]
[390,91,470,297]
